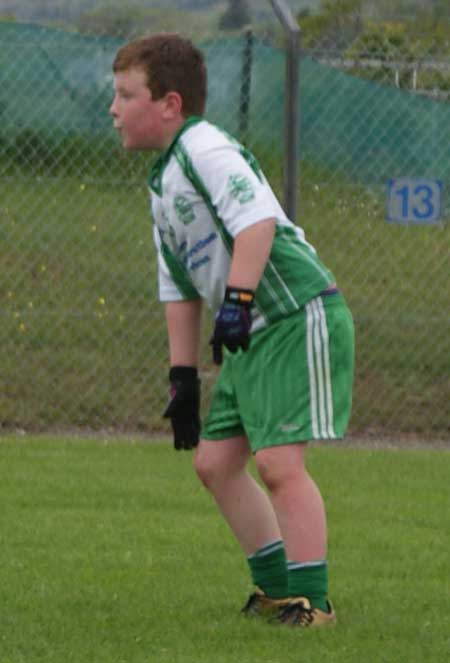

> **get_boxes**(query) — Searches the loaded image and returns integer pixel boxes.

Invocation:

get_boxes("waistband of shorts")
[318,284,340,297]
[251,286,345,335]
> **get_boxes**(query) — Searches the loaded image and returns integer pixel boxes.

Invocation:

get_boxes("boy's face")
[110,67,177,150]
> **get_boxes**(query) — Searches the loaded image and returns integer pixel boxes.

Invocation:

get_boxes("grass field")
[1,156,449,434]
[1,435,449,663]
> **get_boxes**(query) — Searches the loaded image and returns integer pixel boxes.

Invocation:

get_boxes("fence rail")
[314,55,450,97]
[315,57,450,72]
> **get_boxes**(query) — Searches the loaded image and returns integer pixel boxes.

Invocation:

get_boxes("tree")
[77,5,188,38]
[77,6,143,36]
[219,0,251,31]
[299,0,364,51]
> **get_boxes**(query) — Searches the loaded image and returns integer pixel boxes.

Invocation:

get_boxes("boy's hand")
[210,287,254,365]
[163,366,200,450]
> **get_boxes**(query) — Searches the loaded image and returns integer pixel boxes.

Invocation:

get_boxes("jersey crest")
[228,174,255,203]
[174,194,196,225]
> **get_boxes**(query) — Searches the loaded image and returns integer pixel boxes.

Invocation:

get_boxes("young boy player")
[110,33,354,627]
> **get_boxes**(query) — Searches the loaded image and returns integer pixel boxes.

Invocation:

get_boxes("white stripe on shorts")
[306,298,336,439]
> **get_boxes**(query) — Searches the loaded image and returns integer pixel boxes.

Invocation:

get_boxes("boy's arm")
[163,299,202,451]
[227,218,275,290]
[165,299,202,367]
[210,218,276,365]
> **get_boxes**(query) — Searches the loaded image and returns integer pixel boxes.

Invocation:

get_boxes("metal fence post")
[239,27,254,143]
[269,0,300,222]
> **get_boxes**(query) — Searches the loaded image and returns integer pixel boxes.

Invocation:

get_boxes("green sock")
[287,560,329,612]
[247,540,289,599]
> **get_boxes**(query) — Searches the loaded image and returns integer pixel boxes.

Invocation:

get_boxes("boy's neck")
[160,117,186,150]
[160,115,203,152]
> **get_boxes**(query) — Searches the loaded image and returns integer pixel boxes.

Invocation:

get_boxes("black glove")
[210,286,254,365]
[163,366,201,450]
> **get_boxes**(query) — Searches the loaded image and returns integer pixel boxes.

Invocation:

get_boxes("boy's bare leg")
[194,438,331,614]
[193,437,281,555]
[254,443,327,561]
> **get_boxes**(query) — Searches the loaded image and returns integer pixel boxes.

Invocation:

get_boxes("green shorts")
[202,292,355,452]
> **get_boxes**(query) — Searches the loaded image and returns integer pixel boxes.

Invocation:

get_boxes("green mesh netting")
[0,23,449,186]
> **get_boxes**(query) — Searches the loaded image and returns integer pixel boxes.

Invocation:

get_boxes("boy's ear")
[163,91,183,119]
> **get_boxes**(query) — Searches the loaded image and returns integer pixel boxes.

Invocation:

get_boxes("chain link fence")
[1,7,449,438]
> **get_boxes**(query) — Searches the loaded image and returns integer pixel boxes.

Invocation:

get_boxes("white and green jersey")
[149,117,335,332]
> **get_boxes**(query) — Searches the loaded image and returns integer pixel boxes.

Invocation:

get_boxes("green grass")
[1,436,449,663]
[0,159,449,434]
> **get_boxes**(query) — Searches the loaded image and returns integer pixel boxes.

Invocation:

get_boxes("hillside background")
[1,1,449,28]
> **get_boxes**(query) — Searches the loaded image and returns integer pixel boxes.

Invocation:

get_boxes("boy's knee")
[255,447,306,493]
[254,455,283,492]
[193,438,249,490]
[193,445,220,489]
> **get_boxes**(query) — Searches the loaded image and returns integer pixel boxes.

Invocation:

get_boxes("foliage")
[299,0,364,51]
[298,0,450,94]
[364,0,450,22]
[77,5,146,37]
[299,0,450,51]
[345,22,450,92]
[76,3,221,37]
[0,1,223,23]
[345,24,415,88]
